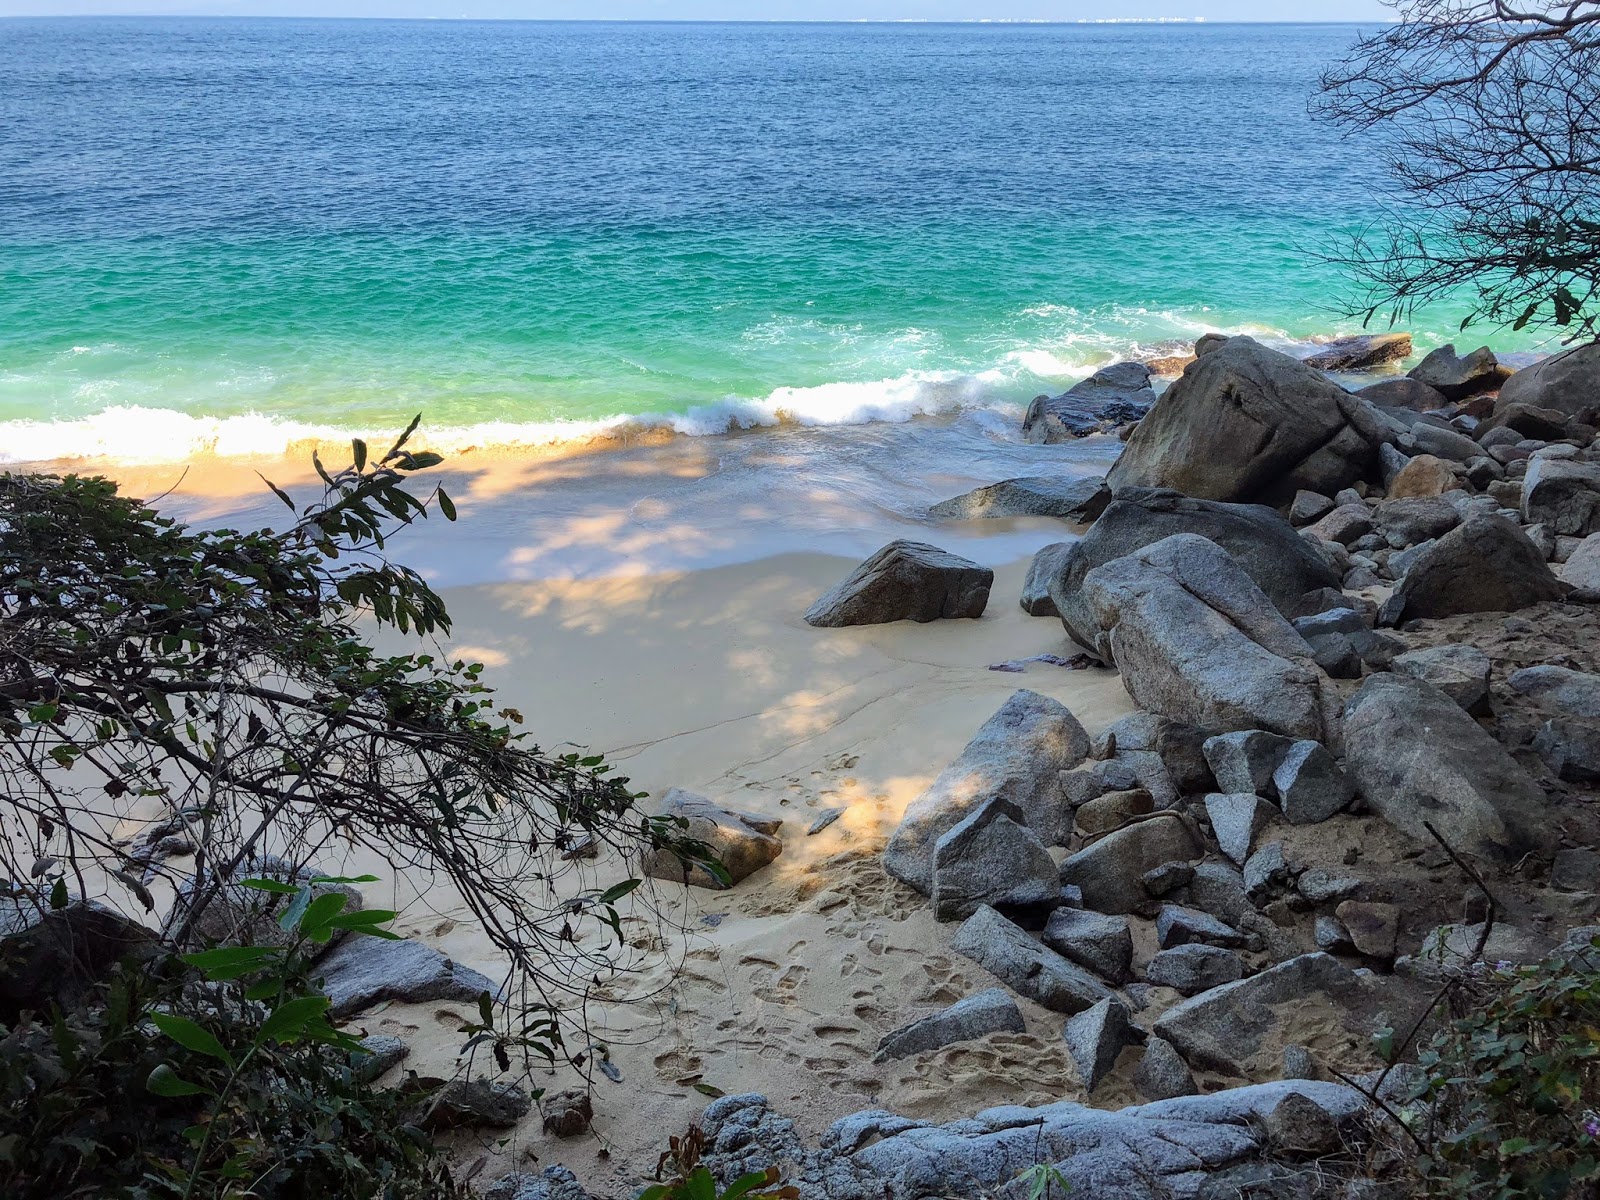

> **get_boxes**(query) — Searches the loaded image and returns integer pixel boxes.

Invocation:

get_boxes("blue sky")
[1,1,1397,19]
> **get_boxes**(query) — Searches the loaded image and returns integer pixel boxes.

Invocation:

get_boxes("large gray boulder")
[930,476,1110,523]
[1152,953,1377,1075]
[644,789,783,889]
[950,905,1113,1014]
[1058,812,1204,914]
[1076,534,1329,739]
[931,797,1060,922]
[1392,643,1493,712]
[1407,344,1509,401]
[316,935,499,1017]
[873,988,1026,1062]
[1024,362,1157,442]
[1342,672,1553,862]
[1105,337,1388,505]
[884,690,1089,893]
[1497,341,1600,418]
[1522,457,1600,537]
[1047,488,1342,652]
[1393,514,1566,620]
[805,541,993,626]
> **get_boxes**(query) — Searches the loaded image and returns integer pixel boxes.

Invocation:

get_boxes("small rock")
[1297,869,1362,904]
[804,540,993,627]
[930,476,1111,523]
[1306,503,1375,546]
[1564,534,1600,591]
[1156,903,1248,949]
[1315,914,1354,953]
[1335,901,1400,959]
[951,905,1113,1014]
[316,935,498,1018]
[351,1035,410,1084]
[1203,731,1295,796]
[644,789,784,889]
[541,1088,594,1138]
[1142,860,1194,897]
[873,987,1025,1062]
[481,1167,592,1200]
[1552,848,1600,893]
[1271,741,1353,825]
[1262,1090,1342,1155]
[1387,454,1458,499]
[1206,792,1275,865]
[1533,718,1600,782]
[1410,422,1483,462]
[1188,863,1255,927]
[1283,1045,1320,1080]
[1041,907,1135,984]
[1289,490,1336,525]
[1244,842,1291,898]
[1134,1036,1198,1100]
[931,797,1060,923]
[1392,644,1493,713]
[1145,944,1245,996]
[420,1079,532,1131]
[1062,996,1141,1092]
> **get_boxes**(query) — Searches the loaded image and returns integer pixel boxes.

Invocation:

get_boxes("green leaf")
[257,473,297,511]
[308,874,380,885]
[277,884,314,933]
[238,878,299,895]
[149,1014,234,1067]
[599,878,641,905]
[352,438,368,471]
[257,995,331,1046]
[683,1167,718,1200]
[436,487,457,521]
[49,877,68,910]
[146,1063,210,1098]
[693,1082,725,1098]
[297,890,351,939]
[181,946,276,981]
[325,909,401,939]
[722,1170,779,1200]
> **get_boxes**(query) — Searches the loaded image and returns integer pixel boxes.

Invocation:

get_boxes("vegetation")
[0,425,713,1196]
[1317,0,1600,341]
[642,1126,799,1200]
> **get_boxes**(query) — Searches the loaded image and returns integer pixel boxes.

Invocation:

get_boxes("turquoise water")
[0,19,1536,462]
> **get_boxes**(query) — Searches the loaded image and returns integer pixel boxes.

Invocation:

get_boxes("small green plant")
[1016,1162,1071,1200]
[1402,942,1600,1198]
[640,1125,799,1200]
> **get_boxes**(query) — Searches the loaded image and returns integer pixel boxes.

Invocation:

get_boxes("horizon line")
[0,12,1393,21]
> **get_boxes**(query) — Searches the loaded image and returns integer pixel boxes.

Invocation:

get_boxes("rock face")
[1048,489,1342,652]
[1522,457,1600,537]
[1057,812,1204,914]
[644,789,783,888]
[1106,337,1387,505]
[1342,672,1553,862]
[884,690,1089,892]
[930,798,1060,922]
[950,905,1113,1014]
[1408,344,1509,400]
[1024,362,1157,442]
[804,541,993,627]
[316,934,499,1017]
[1301,332,1412,371]
[1497,341,1600,418]
[929,476,1111,523]
[1020,542,1073,616]
[1152,953,1375,1075]
[873,988,1025,1062]
[1393,514,1566,620]
[1077,534,1328,739]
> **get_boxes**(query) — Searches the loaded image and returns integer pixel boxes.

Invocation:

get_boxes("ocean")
[0,18,1539,466]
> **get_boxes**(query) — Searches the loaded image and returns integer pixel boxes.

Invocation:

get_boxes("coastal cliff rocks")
[1022,361,1156,442]
[1392,514,1566,620]
[1406,343,1511,400]
[1048,488,1342,653]
[929,474,1110,523]
[1105,337,1389,505]
[1076,533,1330,739]
[643,788,784,889]
[1496,340,1600,418]
[804,540,993,626]
[883,689,1089,892]
[1341,672,1553,861]
[871,987,1025,1062]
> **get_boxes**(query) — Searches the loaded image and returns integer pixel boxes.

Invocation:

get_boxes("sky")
[0,0,1397,19]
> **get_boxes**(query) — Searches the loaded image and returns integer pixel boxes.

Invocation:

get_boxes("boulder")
[1496,341,1600,418]
[885,690,1089,892]
[1533,718,1600,782]
[482,1168,591,1200]
[1152,953,1376,1075]
[1359,377,1449,411]
[873,988,1026,1062]
[1334,901,1399,959]
[644,789,783,889]
[1521,457,1600,537]
[1479,401,1575,442]
[1134,1037,1197,1100]
[419,1079,532,1131]
[805,541,992,626]
[1386,454,1458,499]
[1063,997,1142,1091]
[1392,643,1492,713]
[1143,861,1195,897]
[1048,488,1342,653]
[1373,496,1461,547]
[1261,1091,1342,1156]
[1302,332,1412,371]
[1076,534,1328,739]
[1392,514,1566,620]
[1409,422,1482,462]
[931,798,1060,922]
[1020,542,1074,616]
[1205,792,1275,865]
[1155,904,1247,950]
[1203,730,1295,795]
[1023,362,1156,442]
[1058,813,1204,914]
[1408,344,1509,401]
[1342,673,1553,861]
[1551,848,1600,893]
[316,935,499,1017]
[1288,490,1335,525]
[950,905,1114,1014]
[1093,711,1214,794]
[1305,503,1374,546]
[1041,907,1134,984]
[1564,534,1600,591]
[1074,788,1154,836]
[1271,741,1353,825]
[1106,337,1387,505]
[1145,944,1245,996]
[930,476,1111,523]
[0,899,158,1017]
[1510,664,1600,718]
[1244,842,1292,898]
